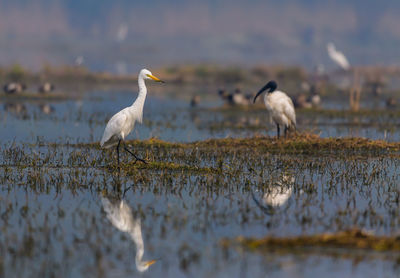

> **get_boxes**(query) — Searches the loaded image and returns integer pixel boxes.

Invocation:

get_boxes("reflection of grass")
[222,229,400,252]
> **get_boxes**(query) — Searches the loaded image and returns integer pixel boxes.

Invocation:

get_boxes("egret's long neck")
[130,75,147,123]
[135,75,147,105]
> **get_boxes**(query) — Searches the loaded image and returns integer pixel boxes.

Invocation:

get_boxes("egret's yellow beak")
[145,260,157,267]
[147,74,164,83]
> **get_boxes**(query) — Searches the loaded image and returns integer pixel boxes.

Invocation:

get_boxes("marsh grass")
[223,229,400,252]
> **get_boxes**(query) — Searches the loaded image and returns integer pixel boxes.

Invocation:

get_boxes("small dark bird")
[190,95,200,107]
[386,97,397,109]
[3,82,27,94]
[293,93,321,109]
[227,88,252,106]
[293,94,312,109]
[38,82,55,94]
[218,88,229,100]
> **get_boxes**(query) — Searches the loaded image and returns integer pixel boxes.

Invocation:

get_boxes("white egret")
[253,80,296,138]
[101,197,156,272]
[75,56,84,66]
[327,42,350,71]
[116,24,129,42]
[100,68,164,165]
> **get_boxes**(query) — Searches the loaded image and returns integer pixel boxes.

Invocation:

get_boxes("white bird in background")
[253,80,296,138]
[101,197,156,272]
[100,69,164,165]
[327,42,350,71]
[116,24,129,42]
[75,56,84,66]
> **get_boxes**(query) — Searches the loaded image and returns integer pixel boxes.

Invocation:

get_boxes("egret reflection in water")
[101,197,156,272]
[252,175,295,215]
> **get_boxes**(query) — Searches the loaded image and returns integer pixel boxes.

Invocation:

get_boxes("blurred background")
[0,0,399,72]
[1,2,400,278]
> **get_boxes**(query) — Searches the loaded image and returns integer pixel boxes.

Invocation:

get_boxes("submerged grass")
[121,160,219,174]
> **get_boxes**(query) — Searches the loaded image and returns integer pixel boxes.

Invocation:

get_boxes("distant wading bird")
[253,81,296,138]
[100,69,164,165]
[3,82,26,94]
[38,82,55,94]
[327,42,350,71]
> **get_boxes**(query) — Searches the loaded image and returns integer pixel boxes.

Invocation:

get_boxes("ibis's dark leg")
[116,139,121,166]
[276,124,280,139]
[123,142,147,164]
[284,126,288,138]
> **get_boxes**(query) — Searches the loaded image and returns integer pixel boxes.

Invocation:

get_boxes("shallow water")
[0,88,399,143]
[0,88,399,277]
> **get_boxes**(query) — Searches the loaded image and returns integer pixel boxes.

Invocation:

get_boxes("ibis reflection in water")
[252,175,295,215]
[101,197,156,272]
[253,80,296,138]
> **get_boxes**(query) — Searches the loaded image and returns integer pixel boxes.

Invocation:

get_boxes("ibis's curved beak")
[147,74,165,83]
[144,260,157,267]
[253,84,268,103]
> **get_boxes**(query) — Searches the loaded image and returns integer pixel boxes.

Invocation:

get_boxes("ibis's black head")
[253,80,278,103]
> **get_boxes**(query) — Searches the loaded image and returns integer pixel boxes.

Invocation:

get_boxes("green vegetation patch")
[121,160,219,174]
[223,229,400,252]
[76,134,400,156]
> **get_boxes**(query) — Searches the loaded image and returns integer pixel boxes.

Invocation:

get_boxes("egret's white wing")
[100,111,128,148]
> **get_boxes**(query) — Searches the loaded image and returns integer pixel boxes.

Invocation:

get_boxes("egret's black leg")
[116,139,121,166]
[276,124,280,139]
[123,142,147,164]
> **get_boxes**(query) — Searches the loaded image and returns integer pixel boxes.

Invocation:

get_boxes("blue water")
[0,89,399,277]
